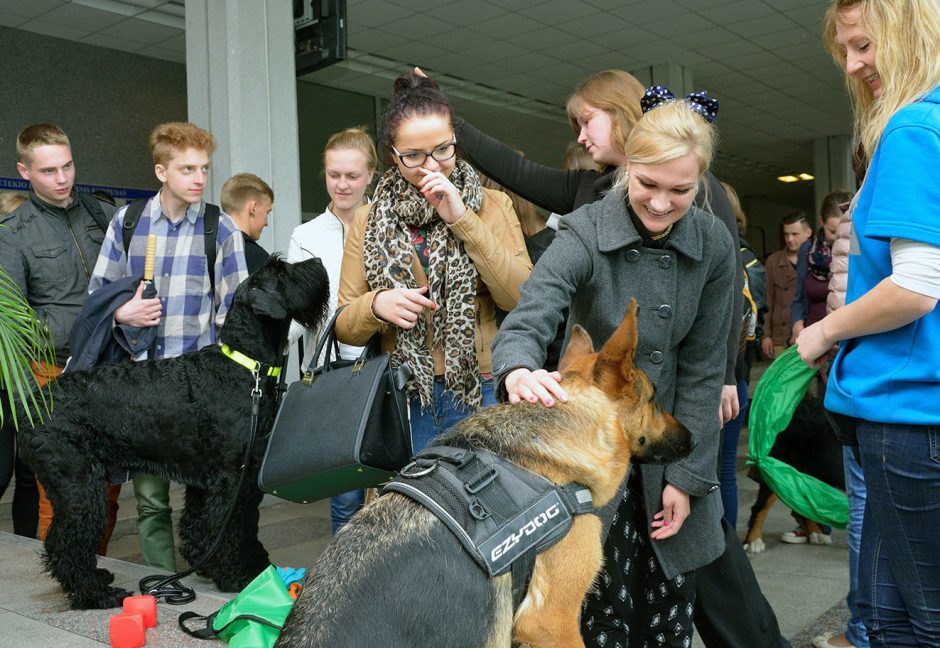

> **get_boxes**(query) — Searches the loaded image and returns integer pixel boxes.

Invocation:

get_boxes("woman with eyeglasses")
[335,71,531,453]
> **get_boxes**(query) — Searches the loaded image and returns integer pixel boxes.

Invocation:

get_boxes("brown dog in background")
[276,302,693,648]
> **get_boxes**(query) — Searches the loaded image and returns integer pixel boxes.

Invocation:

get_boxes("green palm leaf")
[0,266,54,429]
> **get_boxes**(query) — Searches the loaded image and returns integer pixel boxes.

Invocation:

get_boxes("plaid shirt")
[89,191,248,359]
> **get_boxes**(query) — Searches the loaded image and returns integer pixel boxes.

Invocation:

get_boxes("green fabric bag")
[178,566,295,647]
[747,346,849,529]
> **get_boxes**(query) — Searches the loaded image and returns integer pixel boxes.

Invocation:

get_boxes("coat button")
[657,304,673,319]
[626,249,641,263]
[650,351,664,364]
[658,255,672,268]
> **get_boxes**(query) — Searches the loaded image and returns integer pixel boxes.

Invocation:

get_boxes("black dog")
[18,256,329,609]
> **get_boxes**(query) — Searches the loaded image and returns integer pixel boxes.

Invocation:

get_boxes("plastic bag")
[179,565,295,647]
[747,346,849,528]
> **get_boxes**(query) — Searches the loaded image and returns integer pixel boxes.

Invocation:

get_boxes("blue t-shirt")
[826,86,940,424]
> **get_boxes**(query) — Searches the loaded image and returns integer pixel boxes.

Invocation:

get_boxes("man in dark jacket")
[221,172,272,274]
[0,123,118,544]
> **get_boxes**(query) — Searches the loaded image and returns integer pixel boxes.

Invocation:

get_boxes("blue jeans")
[719,379,748,529]
[857,421,940,647]
[330,489,364,535]
[844,446,870,648]
[409,379,496,454]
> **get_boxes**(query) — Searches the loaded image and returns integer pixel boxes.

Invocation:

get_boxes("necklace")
[650,223,674,241]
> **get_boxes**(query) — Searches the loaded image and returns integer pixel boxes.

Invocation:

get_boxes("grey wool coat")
[493,187,735,579]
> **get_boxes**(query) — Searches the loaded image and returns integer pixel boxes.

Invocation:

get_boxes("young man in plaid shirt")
[89,122,248,571]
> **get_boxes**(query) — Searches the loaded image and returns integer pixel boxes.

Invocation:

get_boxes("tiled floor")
[1,364,854,646]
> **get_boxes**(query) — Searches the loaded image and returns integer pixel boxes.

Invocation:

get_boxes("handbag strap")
[308,307,344,375]
[307,306,383,379]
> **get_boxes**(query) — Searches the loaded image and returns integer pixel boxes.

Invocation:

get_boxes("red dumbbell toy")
[109,612,145,648]
[123,595,157,628]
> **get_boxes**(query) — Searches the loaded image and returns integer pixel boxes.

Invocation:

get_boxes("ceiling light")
[798,173,815,180]
[777,175,799,183]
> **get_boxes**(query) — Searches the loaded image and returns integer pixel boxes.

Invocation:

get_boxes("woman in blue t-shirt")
[799,1,940,644]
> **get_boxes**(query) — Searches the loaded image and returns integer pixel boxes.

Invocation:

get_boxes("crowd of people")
[2,0,939,645]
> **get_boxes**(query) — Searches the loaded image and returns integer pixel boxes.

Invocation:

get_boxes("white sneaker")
[812,631,857,648]
[781,527,809,544]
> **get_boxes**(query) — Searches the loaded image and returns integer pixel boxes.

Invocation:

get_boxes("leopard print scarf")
[363,160,484,410]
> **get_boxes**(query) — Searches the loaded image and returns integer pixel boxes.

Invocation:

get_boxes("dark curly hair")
[379,71,455,166]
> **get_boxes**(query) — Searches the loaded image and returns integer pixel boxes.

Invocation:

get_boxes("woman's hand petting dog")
[650,484,690,540]
[505,367,568,407]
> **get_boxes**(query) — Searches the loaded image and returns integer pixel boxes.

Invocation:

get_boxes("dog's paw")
[69,585,133,610]
[212,573,253,593]
[94,568,115,585]
[809,532,832,545]
[743,538,766,554]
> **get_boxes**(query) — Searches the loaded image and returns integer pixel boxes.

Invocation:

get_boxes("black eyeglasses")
[391,140,458,168]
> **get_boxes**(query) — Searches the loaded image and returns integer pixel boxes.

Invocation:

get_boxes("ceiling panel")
[2,0,855,205]
[0,0,63,19]
[96,17,181,45]
[0,11,28,27]
[698,0,777,23]
[15,19,88,41]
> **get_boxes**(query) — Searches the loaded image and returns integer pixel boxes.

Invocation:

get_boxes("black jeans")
[693,517,791,647]
[0,397,39,538]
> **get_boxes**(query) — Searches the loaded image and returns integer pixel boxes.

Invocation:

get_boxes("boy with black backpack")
[89,122,248,571]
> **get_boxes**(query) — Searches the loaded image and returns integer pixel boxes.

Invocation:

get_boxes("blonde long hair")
[823,0,940,158]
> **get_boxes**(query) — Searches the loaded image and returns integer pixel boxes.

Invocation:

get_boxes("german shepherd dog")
[276,302,693,648]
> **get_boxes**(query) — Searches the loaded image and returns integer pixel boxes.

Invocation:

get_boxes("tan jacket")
[336,187,531,375]
[762,248,798,346]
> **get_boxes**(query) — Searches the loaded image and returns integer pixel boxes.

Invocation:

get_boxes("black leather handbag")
[258,309,412,503]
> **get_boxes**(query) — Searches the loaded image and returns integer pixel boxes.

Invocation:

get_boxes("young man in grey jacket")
[0,123,117,543]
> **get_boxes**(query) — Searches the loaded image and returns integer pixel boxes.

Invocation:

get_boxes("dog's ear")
[594,300,639,393]
[246,286,288,320]
[558,325,594,373]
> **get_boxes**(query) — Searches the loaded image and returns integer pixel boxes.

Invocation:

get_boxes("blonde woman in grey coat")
[493,92,734,647]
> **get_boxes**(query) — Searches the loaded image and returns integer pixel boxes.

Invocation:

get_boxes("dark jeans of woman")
[857,421,940,647]
[719,379,749,529]
[0,402,39,538]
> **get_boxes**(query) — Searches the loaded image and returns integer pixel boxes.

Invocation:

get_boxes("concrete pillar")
[813,135,855,216]
[185,0,301,257]
[633,62,694,96]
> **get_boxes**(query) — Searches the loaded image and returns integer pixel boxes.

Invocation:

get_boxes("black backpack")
[79,193,220,292]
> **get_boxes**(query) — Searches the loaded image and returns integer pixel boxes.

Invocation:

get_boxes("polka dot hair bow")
[640,84,719,123]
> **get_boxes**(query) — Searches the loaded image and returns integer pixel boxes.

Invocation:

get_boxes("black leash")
[138,364,270,604]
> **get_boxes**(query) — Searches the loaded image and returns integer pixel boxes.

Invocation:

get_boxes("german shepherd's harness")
[384,445,595,608]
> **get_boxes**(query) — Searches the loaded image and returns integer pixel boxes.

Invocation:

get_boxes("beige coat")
[335,187,531,375]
